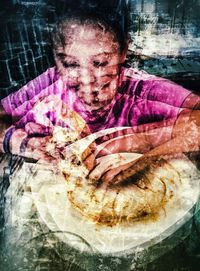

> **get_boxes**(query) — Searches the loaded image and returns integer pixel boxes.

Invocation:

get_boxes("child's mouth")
[81,98,113,111]
[69,81,111,93]
[68,82,114,110]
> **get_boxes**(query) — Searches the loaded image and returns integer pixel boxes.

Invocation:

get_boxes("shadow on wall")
[0,0,200,99]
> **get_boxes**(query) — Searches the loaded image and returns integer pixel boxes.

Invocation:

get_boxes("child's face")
[55,22,126,112]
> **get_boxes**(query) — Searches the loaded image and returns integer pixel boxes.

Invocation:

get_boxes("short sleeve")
[1,67,59,117]
[129,98,181,127]
[122,67,193,108]
[135,78,191,108]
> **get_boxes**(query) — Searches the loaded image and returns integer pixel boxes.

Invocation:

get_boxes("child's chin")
[85,104,103,112]
[81,99,112,112]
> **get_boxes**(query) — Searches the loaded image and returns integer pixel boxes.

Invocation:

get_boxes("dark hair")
[51,0,131,53]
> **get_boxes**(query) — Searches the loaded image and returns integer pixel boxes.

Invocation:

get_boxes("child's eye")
[62,62,79,68]
[93,61,108,67]
[74,85,80,91]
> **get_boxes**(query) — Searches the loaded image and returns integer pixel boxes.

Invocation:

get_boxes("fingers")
[95,136,127,157]
[97,134,150,157]
[9,128,27,155]
[110,156,159,186]
[22,136,60,163]
[81,131,147,183]
[39,94,62,107]
[82,142,97,171]
[100,162,135,188]
[61,100,69,116]
[96,127,134,144]
[40,95,69,119]
[80,124,91,138]
[82,142,97,160]
[25,122,52,136]
[88,152,143,185]
[83,152,97,171]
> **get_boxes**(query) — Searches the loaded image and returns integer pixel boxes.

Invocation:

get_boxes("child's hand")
[81,142,97,171]
[6,94,91,163]
[9,127,55,162]
[31,95,87,135]
[82,130,148,184]
[25,122,53,136]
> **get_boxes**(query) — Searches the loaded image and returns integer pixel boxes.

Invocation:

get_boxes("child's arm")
[0,115,53,162]
[0,95,89,162]
[0,104,14,153]
[87,109,200,183]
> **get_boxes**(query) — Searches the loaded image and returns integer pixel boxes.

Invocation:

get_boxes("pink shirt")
[1,66,192,133]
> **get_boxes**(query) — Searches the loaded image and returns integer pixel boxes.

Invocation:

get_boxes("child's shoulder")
[1,66,60,117]
[120,67,157,82]
[118,67,165,96]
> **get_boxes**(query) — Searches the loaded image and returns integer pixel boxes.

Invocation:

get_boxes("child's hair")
[51,0,131,53]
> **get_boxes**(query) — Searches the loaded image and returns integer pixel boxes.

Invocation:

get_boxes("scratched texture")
[0,1,200,271]
[0,0,200,99]
[0,153,200,271]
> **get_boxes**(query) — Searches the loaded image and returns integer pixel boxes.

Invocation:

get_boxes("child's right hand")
[6,94,91,162]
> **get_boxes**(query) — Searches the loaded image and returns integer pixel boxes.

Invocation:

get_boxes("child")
[0,1,200,179]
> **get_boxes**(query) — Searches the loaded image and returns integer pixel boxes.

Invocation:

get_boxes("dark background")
[0,0,200,99]
[0,2,200,270]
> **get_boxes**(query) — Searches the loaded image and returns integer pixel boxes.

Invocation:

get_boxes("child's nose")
[80,68,96,85]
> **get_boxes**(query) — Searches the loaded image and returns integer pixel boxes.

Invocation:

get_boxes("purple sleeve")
[1,67,60,117]
[129,98,181,127]
[122,68,192,108]
[136,78,191,108]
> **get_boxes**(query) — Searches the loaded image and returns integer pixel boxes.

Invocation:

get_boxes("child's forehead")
[62,21,118,45]
[57,21,120,57]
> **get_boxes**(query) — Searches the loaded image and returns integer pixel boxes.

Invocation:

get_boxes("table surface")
[0,153,200,271]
